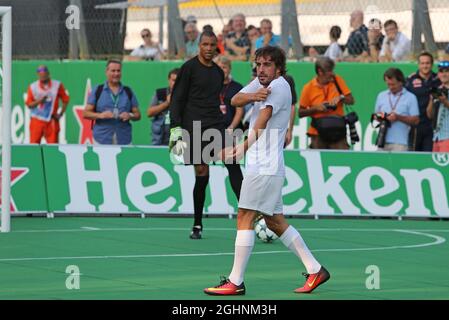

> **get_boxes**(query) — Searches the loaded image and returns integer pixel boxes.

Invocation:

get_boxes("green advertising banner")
[0,145,48,213]
[41,145,449,217]
[5,60,420,150]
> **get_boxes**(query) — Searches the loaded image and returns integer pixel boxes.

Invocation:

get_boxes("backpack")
[93,84,133,111]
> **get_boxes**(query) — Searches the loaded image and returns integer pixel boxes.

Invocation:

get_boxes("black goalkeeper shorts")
[182,124,238,165]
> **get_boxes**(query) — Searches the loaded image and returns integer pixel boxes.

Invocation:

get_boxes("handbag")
[312,116,347,142]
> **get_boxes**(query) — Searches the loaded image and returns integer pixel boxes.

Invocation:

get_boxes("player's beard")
[258,73,275,86]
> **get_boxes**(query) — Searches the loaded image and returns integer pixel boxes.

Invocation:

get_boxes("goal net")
[0,6,12,233]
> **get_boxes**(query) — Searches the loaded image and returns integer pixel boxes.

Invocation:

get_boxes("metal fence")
[0,0,126,60]
[2,0,449,60]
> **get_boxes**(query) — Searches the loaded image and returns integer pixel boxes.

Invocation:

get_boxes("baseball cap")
[368,18,382,30]
[186,15,197,23]
[36,66,49,73]
[438,60,449,71]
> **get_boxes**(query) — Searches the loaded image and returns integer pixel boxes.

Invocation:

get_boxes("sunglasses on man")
[438,61,449,72]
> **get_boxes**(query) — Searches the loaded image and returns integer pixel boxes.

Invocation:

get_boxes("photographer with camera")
[405,52,440,152]
[426,61,449,152]
[299,57,355,149]
[373,68,419,151]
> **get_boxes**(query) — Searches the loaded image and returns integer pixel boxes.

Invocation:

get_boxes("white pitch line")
[0,230,444,263]
[80,227,100,231]
[8,227,449,234]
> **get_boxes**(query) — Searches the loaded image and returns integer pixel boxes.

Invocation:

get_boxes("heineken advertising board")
[3,145,448,218]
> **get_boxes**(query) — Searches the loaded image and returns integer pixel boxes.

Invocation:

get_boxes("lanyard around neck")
[220,82,231,104]
[110,92,120,108]
[388,90,403,112]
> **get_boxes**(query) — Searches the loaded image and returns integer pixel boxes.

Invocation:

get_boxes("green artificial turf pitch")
[0,216,448,300]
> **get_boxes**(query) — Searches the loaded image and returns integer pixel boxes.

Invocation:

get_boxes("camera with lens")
[429,87,448,129]
[430,86,448,99]
[371,112,390,148]
[323,102,337,111]
[344,112,360,145]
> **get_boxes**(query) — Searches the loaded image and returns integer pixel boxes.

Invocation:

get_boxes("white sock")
[228,230,255,286]
[280,226,321,274]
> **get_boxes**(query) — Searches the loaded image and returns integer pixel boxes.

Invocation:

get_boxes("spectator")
[255,19,281,50]
[304,47,319,63]
[129,28,165,61]
[299,57,355,150]
[406,52,440,151]
[224,13,251,61]
[379,20,411,62]
[342,10,368,61]
[214,55,244,132]
[186,15,197,25]
[247,25,261,61]
[426,61,449,152]
[147,68,180,146]
[373,68,419,151]
[83,60,141,145]
[185,22,200,59]
[25,65,70,144]
[217,23,233,55]
[366,18,385,62]
[324,26,343,61]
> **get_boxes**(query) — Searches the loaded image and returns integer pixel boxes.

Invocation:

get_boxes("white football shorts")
[238,174,284,216]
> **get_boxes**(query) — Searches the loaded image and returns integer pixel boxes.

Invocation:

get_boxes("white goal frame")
[1,6,12,233]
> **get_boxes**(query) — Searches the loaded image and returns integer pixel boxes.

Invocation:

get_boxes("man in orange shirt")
[299,57,355,149]
[25,65,70,144]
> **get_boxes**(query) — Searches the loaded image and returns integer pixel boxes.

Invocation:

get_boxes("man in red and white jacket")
[25,65,70,144]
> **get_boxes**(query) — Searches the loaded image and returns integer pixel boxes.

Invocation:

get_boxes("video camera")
[371,112,390,148]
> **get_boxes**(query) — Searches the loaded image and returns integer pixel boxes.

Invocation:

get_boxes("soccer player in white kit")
[204,46,330,296]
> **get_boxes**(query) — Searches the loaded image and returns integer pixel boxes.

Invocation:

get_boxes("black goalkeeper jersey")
[169,56,225,131]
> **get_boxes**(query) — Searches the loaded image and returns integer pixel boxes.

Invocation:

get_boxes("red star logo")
[73,78,94,144]
[0,167,29,212]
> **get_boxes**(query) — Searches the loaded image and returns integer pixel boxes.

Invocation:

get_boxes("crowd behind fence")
[1,0,449,61]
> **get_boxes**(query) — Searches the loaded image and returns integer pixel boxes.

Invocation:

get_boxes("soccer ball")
[254,217,278,243]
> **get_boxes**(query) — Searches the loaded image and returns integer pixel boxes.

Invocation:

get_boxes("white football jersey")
[240,76,292,176]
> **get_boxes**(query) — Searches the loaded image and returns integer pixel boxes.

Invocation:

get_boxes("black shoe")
[190,227,202,239]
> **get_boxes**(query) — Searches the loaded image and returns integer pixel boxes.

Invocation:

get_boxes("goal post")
[1,6,12,233]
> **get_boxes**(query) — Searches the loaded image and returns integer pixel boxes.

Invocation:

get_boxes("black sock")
[225,164,243,200]
[193,175,209,229]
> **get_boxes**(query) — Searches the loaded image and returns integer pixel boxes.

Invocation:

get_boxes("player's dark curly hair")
[199,30,217,42]
[254,46,287,76]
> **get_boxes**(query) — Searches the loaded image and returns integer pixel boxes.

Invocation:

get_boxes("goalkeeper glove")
[169,126,187,155]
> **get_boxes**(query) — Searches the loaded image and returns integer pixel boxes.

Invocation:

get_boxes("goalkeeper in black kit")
[169,31,243,240]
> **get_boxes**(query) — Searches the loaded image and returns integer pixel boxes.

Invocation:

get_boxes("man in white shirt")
[204,46,330,296]
[379,20,411,62]
[128,28,164,61]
